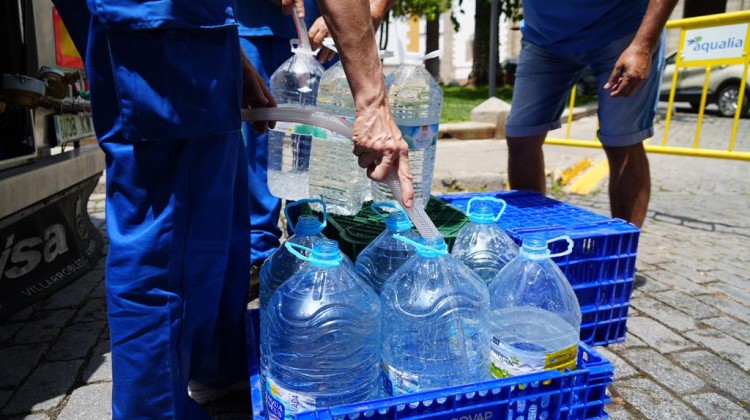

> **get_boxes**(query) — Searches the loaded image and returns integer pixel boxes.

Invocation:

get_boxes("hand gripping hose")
[242,106,441,239]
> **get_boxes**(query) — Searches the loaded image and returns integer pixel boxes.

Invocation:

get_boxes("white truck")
[1,1,104,320]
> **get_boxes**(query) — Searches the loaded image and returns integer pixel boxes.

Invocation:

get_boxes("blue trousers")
[71,11,251,418]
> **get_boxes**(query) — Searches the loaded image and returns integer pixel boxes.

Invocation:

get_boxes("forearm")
[632,0,678,52]
[318,0,386,111]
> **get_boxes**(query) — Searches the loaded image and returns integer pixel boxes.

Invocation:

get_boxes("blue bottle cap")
[309,239,343,267]
[386,211,414,232]
[468,201,495,224]
[295,215,323,236]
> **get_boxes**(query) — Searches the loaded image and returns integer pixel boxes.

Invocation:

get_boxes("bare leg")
[603,143,651,227]
[507,134,547,192]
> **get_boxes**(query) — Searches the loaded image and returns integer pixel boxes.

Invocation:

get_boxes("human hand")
[241,50,276,133]
[270,0,305,17]
[308,17,337,63]
[604,43,653,97]
[353,102,415,208]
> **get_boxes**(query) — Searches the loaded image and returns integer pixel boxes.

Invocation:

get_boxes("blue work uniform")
[53,1,250,418]
[236,0,336,266]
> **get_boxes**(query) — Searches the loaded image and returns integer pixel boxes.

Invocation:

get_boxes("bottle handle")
[466,196,507,222]
[285,199,327,234]
[371,202,407,223]
[393,234,448,256]
[284,242,341,267]
[546,236,574,259]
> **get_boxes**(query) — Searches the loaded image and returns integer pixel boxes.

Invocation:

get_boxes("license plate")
[53,113,95,145]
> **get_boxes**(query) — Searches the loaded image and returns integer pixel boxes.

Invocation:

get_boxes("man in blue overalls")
[53,0,413,418]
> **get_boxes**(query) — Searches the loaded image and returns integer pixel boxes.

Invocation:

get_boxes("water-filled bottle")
[380,235,490,395]
[451,197,519,283]
[354,203,420,294]
[267,40,325,200]
[261,239,381,419]
[371,51,442,208]
[488,236,581,379]
[309,60,371,215]
[259,199,328,309]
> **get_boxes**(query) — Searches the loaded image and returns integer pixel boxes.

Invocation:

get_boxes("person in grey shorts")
[505,0,678,227]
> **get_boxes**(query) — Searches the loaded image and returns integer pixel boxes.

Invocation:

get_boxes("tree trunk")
[468,0,497,87]
[683,0,726,18]
[425,17,440,82]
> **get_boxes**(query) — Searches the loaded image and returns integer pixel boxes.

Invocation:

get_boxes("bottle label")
[381,363,419,396]
[490,336,578,378]
[265,376,316,420]
[397,122,439,150]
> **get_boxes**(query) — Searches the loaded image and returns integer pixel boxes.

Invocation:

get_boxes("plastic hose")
[242,106,441,239]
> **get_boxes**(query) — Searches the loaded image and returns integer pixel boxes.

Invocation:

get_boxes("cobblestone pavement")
[0,110,748,419]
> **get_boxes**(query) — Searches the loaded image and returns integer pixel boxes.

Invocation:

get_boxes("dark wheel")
[716,84,750,118]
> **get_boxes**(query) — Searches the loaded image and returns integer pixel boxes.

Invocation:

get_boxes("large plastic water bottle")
[261,239,381,418]
[451,197,519,283]
[371,50,442,208]
[354,202,420,294]
[380,235,490,395]
[308,60,371,215]
[267,39,325,200]
[488,236,581,379]
[259,199,328,309]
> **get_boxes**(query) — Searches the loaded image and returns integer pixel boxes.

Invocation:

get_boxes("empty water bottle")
[308,58,371,215]
[354,203,419,294]
[371,50,442,208]
[488,236,581,379]
[451,197,519,283]
[380,235,490,395]
[261,239,381,419]
[267,38,325,200]
[259,199,328,309]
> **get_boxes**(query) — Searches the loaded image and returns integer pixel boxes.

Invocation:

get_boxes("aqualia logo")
[687,35,744,53]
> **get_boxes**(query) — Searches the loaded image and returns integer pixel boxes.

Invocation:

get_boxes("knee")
[507,135,546,153]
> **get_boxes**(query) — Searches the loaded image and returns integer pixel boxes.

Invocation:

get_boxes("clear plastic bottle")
[380,236,490,395]
[267,40,325,200]
[259,199,328,309]
[354,202,420,294]
[451,197,519,283]
[309,60,371,215]
[488,236,581,379]
[371,51,442,208]
[261,239,381,418]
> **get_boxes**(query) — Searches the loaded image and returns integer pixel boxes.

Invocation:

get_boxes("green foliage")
[441,85,513,123]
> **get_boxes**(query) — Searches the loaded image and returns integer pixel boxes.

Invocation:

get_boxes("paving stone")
[701,317,750,345]
[45,321,104,362]
[13,310,76,344]
[696,294,750,322]
[707,282,750,307]
[630,297,699,332]
[5,304,39,323]
[41,270,104,310]
[614,378,700,419]
[706,270,749,290]
[2,360,83,415]
[71,299,107,324]
[605,404,638,420]
[57,383,112,420]
[653,290,720,319]
[83,342,112,384]
[631,273,669,294]
[594,347,638,380]
[0,344,48,387]
[659,262,715,285]
[89,281,106,299]
[609,332,646,349]
[684,328,750,371]
[645,269,707,294]
[626,317,695,354]
[673,350,750,403]
[0,323,23,343]
[684,393,750,420]
[620,348,705,394]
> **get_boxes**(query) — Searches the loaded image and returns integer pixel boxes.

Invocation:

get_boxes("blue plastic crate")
[245,307,614,420]
[438,191,640,346]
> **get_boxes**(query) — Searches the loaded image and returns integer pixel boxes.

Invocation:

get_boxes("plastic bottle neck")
[468,202,495,224]
[310,240,343,268]
[295,215,323,236]
[415,237,448,258]
[520,237,551,259]
[386,212,413,232]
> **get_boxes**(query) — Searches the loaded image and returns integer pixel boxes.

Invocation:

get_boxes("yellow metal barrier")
[547,10,750,161]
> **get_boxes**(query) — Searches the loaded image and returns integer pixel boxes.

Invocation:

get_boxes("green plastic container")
[321,197,469,261]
